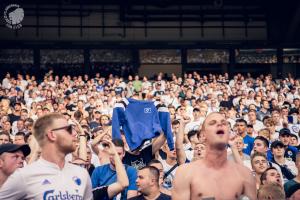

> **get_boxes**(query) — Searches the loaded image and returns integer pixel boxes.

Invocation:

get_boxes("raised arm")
[91,129,108,155]
[152,132,166,155]
[105,140,129,199]
[228,136,243,166]
[73,120,87,161]
[176,120,187,165]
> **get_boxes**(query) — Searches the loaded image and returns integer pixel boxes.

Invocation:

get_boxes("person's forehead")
[253,156,266,161]
[267,169,277,174]
[115,146,124,153]
[3,150,23,156]
[206,113,224,121]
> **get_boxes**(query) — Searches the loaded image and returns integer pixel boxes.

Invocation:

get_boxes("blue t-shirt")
[242,135,255,155]
[91,164,137,200]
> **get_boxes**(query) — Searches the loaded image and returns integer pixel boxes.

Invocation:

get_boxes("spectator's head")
[136,166,160,195]
[148,159,164,186]
[16,120,25,131]
[263,118,275,133]
[258,183,285,200]
[100,114,110,126]
[14,132,26,145]
[33,113,77,154]
[193,142,206,160]
[246,124,254,135]
[187,130,199,145]
[234,136,244,153]
[171,120,180,134]
[235,119,247,135]
[271,110,280,125]
[192,107,201,120]
[261,100,270,110]
[248,109,257,122]
[270,141,285,158]
[251,152,268,175]
[0,143,30,178]
[260,167,282,185]
[279,128,291,146]
[253,136,269,155]
[258,129,271,141]
[0,131,10,145]
[290,134,298,147]
[202,112,229,150]
[162,143,176,160]
[110,138,125,166]
[3,121,11,133]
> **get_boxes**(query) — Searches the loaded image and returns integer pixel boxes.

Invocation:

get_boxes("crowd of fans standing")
[1,70,300,199]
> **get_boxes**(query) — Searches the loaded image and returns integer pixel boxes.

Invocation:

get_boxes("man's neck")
[274,156,285,165]
[143,188,161,200]
[255,173,262,189]
[204,146,227,169]
[41,146,66,169]
[261,108,267,113]
[240,132,247,138]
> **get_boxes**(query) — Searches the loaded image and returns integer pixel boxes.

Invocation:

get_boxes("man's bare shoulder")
[228,160,253,179]
[176,160,205,176]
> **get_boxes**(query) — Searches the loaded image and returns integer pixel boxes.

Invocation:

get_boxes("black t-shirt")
[128,193,171,200]
[93,186,109,200]
[123,145,154,170]
[66,104,76,111]
[8,113,20,124]
[115,87,124,95]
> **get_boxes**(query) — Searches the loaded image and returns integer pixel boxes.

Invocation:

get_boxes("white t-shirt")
[0,158,93,200]
[160,159,177,191]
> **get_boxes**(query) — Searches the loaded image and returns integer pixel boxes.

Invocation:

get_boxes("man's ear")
[46,130,57,142]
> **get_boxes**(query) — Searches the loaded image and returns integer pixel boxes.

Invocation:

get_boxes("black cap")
[279,128,291,137]
[0,144,31,157]
[271,140,285,149]
[193,107,200,112]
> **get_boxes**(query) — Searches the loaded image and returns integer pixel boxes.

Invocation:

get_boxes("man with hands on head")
[93,139,129,200]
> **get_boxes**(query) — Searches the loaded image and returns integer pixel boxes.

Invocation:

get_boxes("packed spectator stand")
[1,69,300,199]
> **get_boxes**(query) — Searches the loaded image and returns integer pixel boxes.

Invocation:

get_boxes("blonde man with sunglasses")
[0,113,93,199]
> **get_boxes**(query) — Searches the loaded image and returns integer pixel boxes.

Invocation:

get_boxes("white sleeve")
[0,169,26,199]
[83,171,93,200]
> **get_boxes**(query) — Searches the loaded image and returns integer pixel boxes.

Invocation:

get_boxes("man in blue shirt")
[279,128,298,162]
[92,139,138,200]
[235,119,254,155]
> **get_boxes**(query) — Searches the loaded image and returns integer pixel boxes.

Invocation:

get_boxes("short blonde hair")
[258,182,285,200]
[33,113,65,147]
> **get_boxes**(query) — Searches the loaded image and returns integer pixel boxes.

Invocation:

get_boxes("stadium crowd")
[0,70,300,199]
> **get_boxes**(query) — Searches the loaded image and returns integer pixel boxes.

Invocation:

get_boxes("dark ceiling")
[0,0,299,44]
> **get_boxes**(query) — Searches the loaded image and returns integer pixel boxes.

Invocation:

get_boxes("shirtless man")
[172,112,256,200]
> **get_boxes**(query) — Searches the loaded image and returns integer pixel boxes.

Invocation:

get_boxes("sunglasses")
[51,124,75,135]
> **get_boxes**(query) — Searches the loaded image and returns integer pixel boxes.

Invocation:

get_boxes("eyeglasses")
[51,124,75,135]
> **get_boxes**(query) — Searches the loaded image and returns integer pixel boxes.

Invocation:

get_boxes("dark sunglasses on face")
[51,124,75,135]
